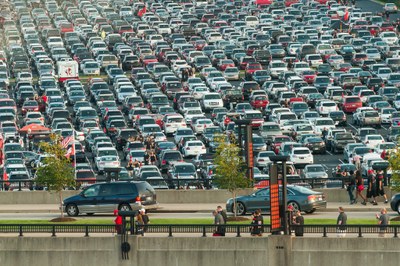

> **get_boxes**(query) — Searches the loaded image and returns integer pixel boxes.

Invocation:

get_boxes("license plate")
[210,102,218,105]
[299,157,304,159]
[315,148,320,150]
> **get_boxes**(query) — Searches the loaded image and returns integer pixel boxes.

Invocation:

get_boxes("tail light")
[162,160,166,165]
[186,147,190,150]
[307,195,316,202]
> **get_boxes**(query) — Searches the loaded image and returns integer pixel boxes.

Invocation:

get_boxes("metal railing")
[0,224,399,238]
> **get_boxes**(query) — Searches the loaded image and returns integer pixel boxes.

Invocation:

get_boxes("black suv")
[63,181,157,216]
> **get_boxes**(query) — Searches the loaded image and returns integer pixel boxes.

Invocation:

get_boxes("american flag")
[61,135,73,148]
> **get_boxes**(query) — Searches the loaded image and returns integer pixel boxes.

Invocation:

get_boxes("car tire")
[396,202,400,215]
[288,201,300,213]
[236,202,246,215]
[119,203,132,212]
[66,204,79,217]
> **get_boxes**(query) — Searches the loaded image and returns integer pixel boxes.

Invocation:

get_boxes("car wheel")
[66,204,79,216]
[304,209,316,214]
[397,203,400,215]
[235,202,246,215]
[288,201,300,213]
[119,204,132,212]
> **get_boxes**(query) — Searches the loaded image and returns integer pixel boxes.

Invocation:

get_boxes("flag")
[343,9,349,21]
[138,6,146,17]
[65,136,76,158]
[61,135,73,148]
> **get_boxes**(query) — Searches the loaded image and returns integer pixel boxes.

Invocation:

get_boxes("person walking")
[355,170,367,205]
[337,207,347,237]
[126,159,134,177]
[292,210,304,237]
[346,170,356,204]
[212,210,225,236]
[376,170,388,204]
[376,208,390,237]
[149,151,157,165]
[367,170,378,205]
[114,209,123,235]
[139,208,149,233]
[216,206,227,236]
[250,210,263,236]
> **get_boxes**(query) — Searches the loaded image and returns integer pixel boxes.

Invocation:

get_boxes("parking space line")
[326,150,333,156]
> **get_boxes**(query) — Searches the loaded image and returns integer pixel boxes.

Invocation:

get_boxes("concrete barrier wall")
[1,236,399,266]
[0,188,395,204]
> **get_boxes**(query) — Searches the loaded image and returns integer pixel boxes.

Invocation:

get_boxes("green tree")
[213,134,250,216]
[388,147,400,192]
[35,134,75,218]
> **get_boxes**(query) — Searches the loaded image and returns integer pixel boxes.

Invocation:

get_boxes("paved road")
[357,0,400,21]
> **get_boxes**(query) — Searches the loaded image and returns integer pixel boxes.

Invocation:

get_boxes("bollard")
[358,226,362,238]
[85,225,89,237]
[168,225,173,237]
[236,226,241,237]
[52,225,56,237]
[394,227,398,238]
[18,181,22,191]
[202,226,206,237]
[323,226,327,237]
[19,225,23,237]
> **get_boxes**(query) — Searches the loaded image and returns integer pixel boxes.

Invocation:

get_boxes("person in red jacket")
[114,209,123,234]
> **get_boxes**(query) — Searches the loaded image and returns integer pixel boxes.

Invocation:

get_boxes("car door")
[249,188,270,212]
[79,184,101,213]
[96,184,114,213]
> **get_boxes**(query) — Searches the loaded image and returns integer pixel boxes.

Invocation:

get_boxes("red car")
[381,22,395,32]
[141,55,158,66]
[245,63,263,77]
[338,63,352,72]
[367,25,380,36]
[285,0,299,6]
[21,100,39,115]
[341,96,362,113]
[271,135,292,154]
[218,59,235,71]
[301,70,317,84]
[250,95,269,109]
[195,40,206,51]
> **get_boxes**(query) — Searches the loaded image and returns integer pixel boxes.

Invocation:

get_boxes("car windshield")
[307,166,325,172]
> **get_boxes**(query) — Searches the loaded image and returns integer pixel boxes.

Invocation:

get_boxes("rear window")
[345,97,361,103]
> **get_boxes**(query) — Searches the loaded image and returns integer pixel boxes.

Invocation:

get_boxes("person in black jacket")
[337,207,347,237]
[293,210,304,236]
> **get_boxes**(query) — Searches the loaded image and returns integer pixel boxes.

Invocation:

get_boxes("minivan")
[63,181,157,216]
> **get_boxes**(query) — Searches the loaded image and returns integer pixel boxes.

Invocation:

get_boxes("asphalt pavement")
[357,0,400,21]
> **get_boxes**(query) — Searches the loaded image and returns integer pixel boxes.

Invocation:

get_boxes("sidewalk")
[0,202,389,213]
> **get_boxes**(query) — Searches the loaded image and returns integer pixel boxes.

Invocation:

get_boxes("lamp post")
[234,120,253,181]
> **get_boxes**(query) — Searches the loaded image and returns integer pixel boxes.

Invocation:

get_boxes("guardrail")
[0,176,391,191]
[0,224,399,238]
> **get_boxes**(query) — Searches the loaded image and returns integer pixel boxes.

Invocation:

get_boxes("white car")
[269,60,287,78]
[191,118,213,134]
[375,142,396,155]
[380,108,396,124]
[362,134,385,149]
[316,100,338,116]
[379,32,398,45]
[376,68,392,81]
[184,109,204,124]
[289,147,314,165]
[182,140,207,158]
[292,62,311,76]
[313,118,336,135]
[95,156,121,174]
[191,86,209,100]
[201,93,223,111]
[254,151,275,168]
[163,115,187,135]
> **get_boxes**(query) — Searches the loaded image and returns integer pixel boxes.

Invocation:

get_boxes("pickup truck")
[330,132,356,154]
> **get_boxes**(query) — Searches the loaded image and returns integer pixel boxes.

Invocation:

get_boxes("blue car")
[226,185,326,215]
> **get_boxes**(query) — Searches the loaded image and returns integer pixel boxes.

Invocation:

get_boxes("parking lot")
[0,0,399,191]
